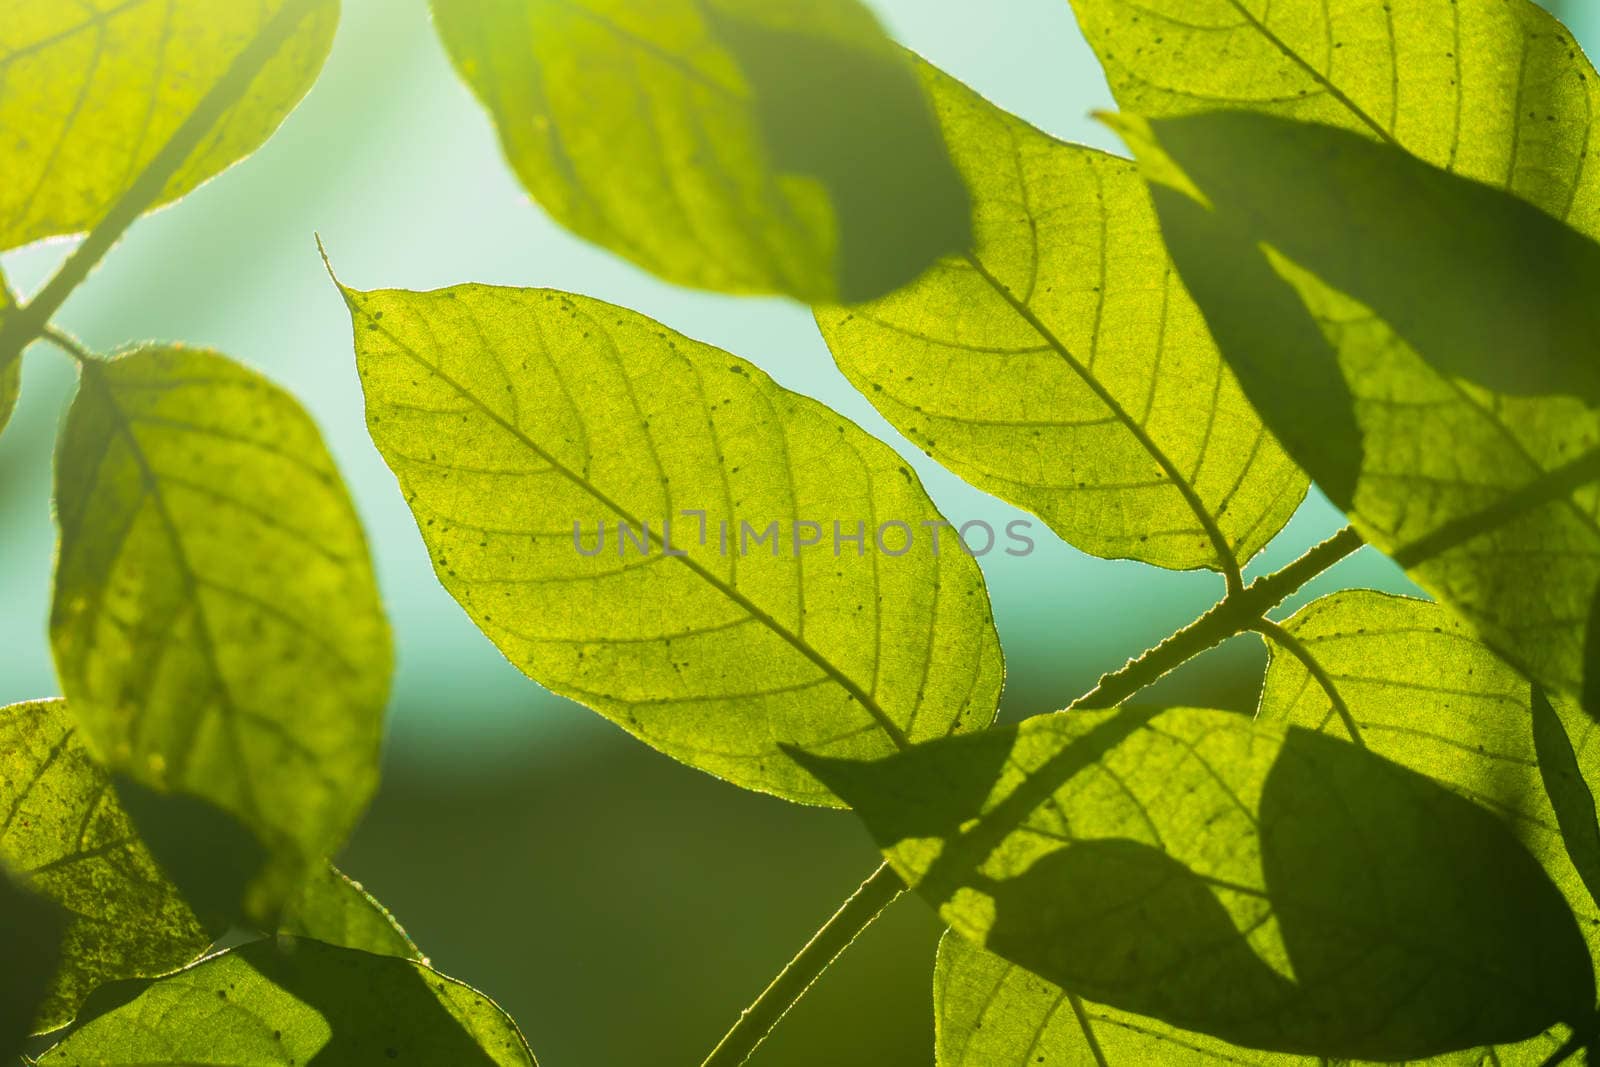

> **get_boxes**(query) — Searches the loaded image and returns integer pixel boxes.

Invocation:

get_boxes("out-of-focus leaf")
[0,700,209,1034]
[429,0,970,302]
[799,707,1595,1059]
[1068,0,1600,239]
[334,276,1002,805]
[36,938,537,1066]
[1119,110,1600,717]
[0,0,339,253]
[0,864,64,1063]
[816,65,1304,575]
[0,269,15,438]
[280,865,424,962]
[51,347,392,924]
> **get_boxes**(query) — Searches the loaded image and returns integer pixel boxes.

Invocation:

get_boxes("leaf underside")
[816,63,1306,575]
[339,279,1003,805]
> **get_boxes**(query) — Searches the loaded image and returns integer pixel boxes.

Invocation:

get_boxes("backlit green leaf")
[335,275,1003,805]
[816,65,1305,575]
[429,0,970,302]
[0,0,339,253]
[0,699,209,1034]
[1068,0,1600,239]
[0,269,16,438]
[799,707,1594,1059]
[36,938,537,1066]
[280,865,424,962]
[50,347,392,924]
[935,932,1569,1066]
[1119,111,1600,716]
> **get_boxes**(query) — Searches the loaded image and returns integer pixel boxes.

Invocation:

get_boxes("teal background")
[1,2,1587,1063]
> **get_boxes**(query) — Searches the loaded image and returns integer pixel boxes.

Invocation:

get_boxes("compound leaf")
[429,0,970,302]
[0,699,209,1034]
[799,707,1594,1059]
[1068,0,1600,239]
[335,276,1003,806]
[51,347,392,924]
[1119,111,1600,717]
[816,64,1305,576]
[36,938,537,1066]
[0,0,339,253]
[280,866,424,963]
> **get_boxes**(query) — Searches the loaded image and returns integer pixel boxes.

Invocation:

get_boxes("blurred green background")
[2,1,1591,1063]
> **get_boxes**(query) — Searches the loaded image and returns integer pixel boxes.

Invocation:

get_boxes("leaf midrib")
[352,293,913,751]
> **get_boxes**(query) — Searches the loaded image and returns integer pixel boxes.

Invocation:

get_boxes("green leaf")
[0,699,209,1034]
[815,64,1305,576]
[50,347,393,923]
[334,275,1003,805]
[1067,0,1600,239]
[0,864,64,1063]
[798,707,1595,1059]
[279,865,424,962]
[1534,687,1600,912]
[935,932,1570,1066]
[0,0,339,253]
[1119,111,1600,716]
[429,0,970,302]
[0,269,16,438]
[1257,590,1600,920]
[36,938,537,1066]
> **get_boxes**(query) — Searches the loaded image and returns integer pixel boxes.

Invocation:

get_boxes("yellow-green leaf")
[935,932,1569,1066]
[0,0,338,253]
[335,277,1003,805]
[816,65,1305,576]
[50,347,392,923]
[280,865,424,963]
[429,0,970,302]
[36,938,537,1066]
[799,707,1594,1059]
[1120,111,1600,716]
[1068,0,1600,239]
[0,699,209,1034]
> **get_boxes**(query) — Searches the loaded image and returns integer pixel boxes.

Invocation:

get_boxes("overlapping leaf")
[1119,111,1600,715]
[336,276,1002,805]
[0,699,209,1034]
[815,65,1305,576]
[429,0,970,302]
[51,347,392,923]
[36,938,536,1066]
[280,865,424,962]
[1068,0,1600,239]
[0,0,339,253]
[935,932,1570,1066]
[799,707,1594,1059]
[0,864,63,1063]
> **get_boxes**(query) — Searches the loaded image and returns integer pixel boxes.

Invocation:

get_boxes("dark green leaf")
[279,865,424,962]
[36,938,537,1066]
[0,699,208,1034]
[1118,111,1600,718]
[800,707,1595,1059]
[334,275,1002,805]
[51,348,392,924]
[429,0,970,302]
[1535,686,1600,914]
[815,65,1305,576]
[0,864,64,1062]
[0,0,339,253]
[1068,0,1600,238]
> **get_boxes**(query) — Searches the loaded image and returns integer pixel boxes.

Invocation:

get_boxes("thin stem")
[0,0,329,374]
[703,526,1366,1065]
[1071,525,1364,709]
[41,327,98,366]
[700,861,905,1067]
[1250,618,1364,747]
